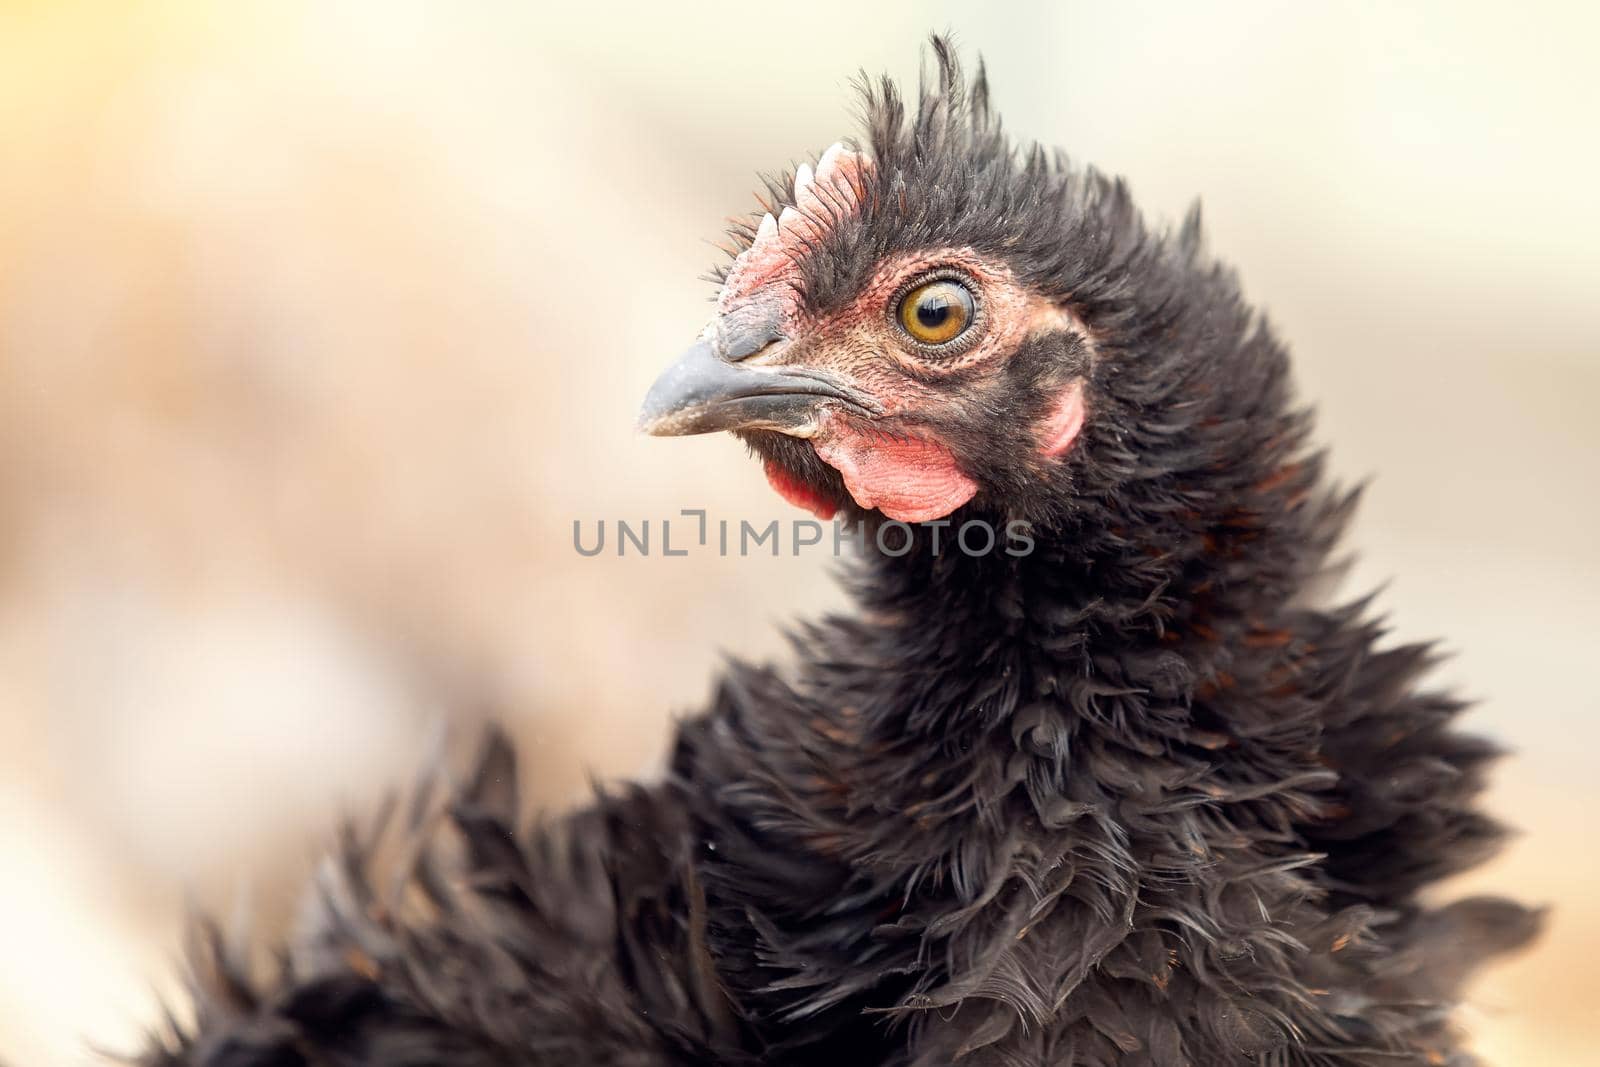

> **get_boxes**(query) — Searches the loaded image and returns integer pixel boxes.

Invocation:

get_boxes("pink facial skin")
[793,380,1083,523]
[720,154,1092,523]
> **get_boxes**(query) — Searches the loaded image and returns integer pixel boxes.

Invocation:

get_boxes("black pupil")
[917,292,953,328]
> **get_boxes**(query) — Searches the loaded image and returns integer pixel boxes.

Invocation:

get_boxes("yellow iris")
[897,279,975,345]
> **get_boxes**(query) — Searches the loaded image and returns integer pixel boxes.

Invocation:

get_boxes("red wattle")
[763,459,838,520]
[812,424,978,523]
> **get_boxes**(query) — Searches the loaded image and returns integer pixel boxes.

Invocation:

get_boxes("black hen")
[139,40,1537,1067]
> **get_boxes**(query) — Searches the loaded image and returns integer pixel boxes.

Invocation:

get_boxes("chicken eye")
[896,279,975,346]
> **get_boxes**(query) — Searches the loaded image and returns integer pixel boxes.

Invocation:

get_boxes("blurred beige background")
[0,1,1595,1063]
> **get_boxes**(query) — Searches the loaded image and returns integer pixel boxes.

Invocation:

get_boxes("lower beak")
[638,338,877,437]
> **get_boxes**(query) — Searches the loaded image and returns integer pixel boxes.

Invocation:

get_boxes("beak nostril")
[719,320,786,362]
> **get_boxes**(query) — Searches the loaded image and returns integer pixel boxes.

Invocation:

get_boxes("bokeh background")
[1,1,1595,1063]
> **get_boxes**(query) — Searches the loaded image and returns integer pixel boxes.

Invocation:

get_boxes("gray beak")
[638,336,878,437]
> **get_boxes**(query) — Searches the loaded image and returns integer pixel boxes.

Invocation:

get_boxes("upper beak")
[638,335,879,437]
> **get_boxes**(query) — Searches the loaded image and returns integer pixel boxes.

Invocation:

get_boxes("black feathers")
[139,731,750,1067]
[139,37,1535,1067]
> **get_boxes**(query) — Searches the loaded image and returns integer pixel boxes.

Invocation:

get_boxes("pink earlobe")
[1039,382,1086,457]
